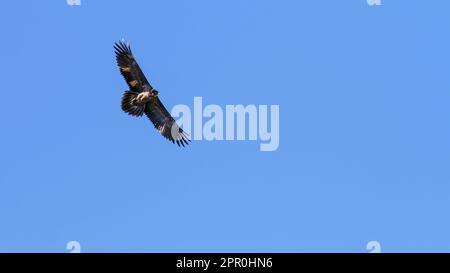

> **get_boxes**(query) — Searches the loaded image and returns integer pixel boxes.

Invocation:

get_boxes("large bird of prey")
[114,41,190,147]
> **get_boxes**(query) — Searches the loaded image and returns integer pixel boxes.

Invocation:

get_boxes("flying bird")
[114,41,190,147]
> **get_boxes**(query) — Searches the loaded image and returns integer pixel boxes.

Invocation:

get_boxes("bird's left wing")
[114,41,153,93]
[144,97,190,147]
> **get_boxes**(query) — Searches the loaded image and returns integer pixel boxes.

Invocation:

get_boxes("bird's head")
[151,89,159,96]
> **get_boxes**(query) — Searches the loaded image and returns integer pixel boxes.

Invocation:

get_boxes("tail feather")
[121,91,145,117]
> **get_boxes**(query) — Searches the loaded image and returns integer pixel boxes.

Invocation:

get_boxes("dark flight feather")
[144,97,190,146]
[121,91,145,117]
[114,41,153,93]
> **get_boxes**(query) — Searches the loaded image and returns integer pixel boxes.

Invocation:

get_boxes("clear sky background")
[0,0,449,252]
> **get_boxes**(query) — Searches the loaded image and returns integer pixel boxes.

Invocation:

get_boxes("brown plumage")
[114,40,190,147]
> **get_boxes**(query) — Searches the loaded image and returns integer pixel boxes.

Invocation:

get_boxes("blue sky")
[0,0,449,252]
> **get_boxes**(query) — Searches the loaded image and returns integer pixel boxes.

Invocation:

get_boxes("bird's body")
[114,41,190,147]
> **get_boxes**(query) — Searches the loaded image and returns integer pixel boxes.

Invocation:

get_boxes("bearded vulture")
[114,41,190,147]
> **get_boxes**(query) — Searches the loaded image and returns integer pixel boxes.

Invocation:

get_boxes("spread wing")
[114,41,153,93]
[145,97,190,147]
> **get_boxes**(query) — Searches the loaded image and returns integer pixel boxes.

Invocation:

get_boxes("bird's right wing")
[114,41,153,93]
